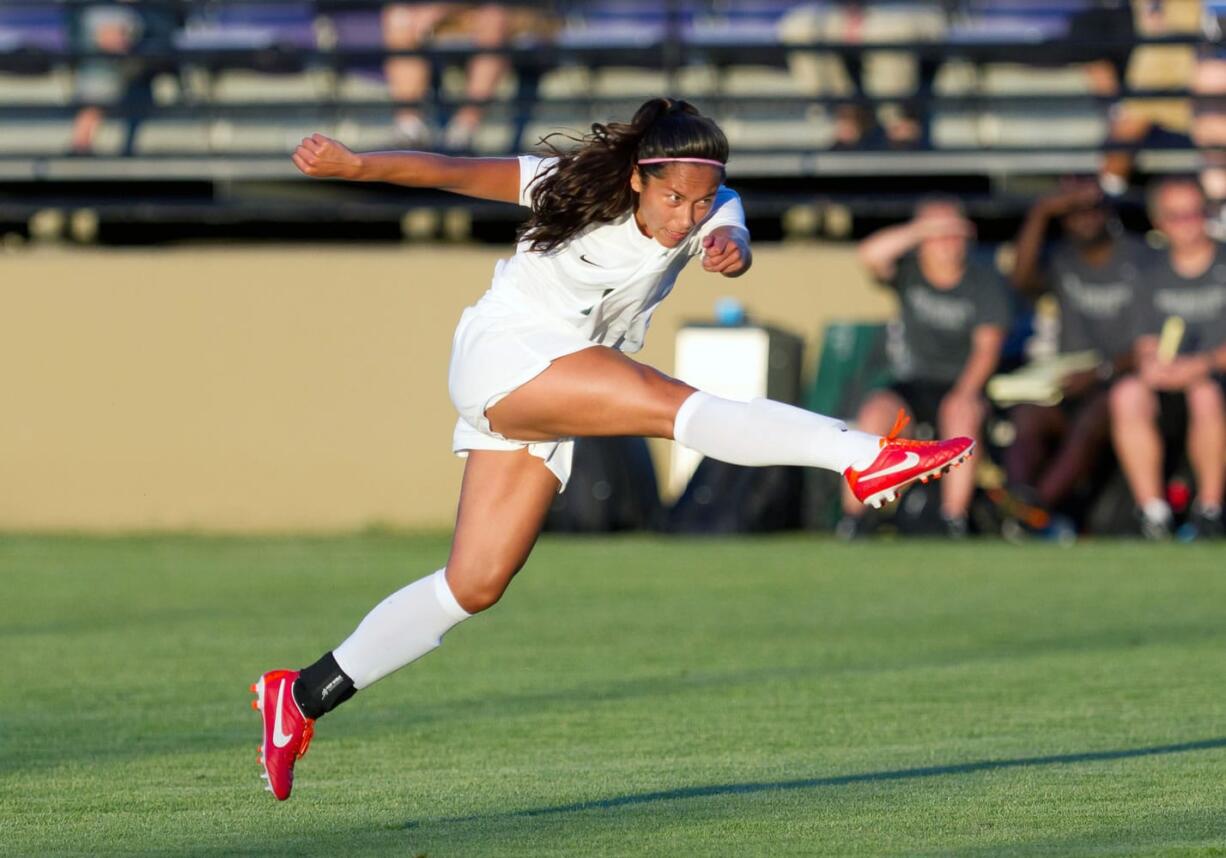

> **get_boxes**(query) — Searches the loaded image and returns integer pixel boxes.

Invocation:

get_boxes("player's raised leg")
[486,345,974,505]
[252,447,559,800]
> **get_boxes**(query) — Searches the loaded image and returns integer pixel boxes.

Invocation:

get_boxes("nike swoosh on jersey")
[272,681,295,748]
[860,451,921,481]
[579,254,602,267]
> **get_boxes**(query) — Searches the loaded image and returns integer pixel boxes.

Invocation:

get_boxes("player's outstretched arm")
[701,226,752,277]
[291,133,521,205]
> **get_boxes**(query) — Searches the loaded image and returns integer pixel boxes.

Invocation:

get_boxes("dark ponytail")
[518,97,729,253]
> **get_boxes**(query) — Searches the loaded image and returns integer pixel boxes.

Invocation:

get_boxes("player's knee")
[448,576,506,614]
[446,560,520,613]
[645,367,692,399]
[644,371,695,436]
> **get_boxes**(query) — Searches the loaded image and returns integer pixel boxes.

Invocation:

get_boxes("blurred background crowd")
[4,0,1226,543]
[2,1,1223,172]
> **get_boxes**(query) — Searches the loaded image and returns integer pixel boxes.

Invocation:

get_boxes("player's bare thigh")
[445,448,560,613]
[485,345,695,442]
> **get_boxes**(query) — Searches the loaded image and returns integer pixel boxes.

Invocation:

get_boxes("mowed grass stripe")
[2,535,1224,856]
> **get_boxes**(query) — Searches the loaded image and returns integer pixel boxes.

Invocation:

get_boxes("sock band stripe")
[672,390,708,444]
[434,569,472,620]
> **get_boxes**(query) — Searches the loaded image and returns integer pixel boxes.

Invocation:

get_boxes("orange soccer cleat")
[844,410,975,509]
[251,669,315,801]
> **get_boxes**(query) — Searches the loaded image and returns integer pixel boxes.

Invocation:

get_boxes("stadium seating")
[0,0,1207,224]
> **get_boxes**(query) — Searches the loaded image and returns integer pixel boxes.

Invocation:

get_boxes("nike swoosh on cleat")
[272,681,294,748]
[860,451,921,481]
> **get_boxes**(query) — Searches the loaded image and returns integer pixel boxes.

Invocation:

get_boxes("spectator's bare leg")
[1084,58,1129,191]
[937,392,983,518]
[840,389,906,517]
[1109,376,1165,507]
[382,3,452,140]
[832,106,871,149]
[1003,403,1062,490]
[1084,58,1120,99]
[1101,110,1152,194]
[447,4,512,146]
[1185,377,1226,508]
[1034,389,1111,508]
[883,109,923,149]
[70,106,105,154]
[1192,60,1226,211]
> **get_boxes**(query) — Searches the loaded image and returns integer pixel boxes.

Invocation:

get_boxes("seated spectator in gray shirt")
[1110,177,1226,540]
[838,197,1011,539]
[1005,179,1149,519]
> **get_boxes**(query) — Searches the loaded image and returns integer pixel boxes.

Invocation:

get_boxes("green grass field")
[4,534,1226,856]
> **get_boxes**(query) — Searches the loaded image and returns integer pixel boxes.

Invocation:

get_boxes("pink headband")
[638,157,725,168]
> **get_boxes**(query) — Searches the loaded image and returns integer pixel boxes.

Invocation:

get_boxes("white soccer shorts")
[447,295,597,491]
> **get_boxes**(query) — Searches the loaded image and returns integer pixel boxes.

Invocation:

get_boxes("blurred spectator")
[1068,0,1136,97]
[838,198,1011,538]
[1100,0,1201,195]
[1004,179,1147,516]
[1110,177,1226,539]
[70,0,180,156]
[381,3,511,151]
[778,1,945,150]
[1192,3,1226,231]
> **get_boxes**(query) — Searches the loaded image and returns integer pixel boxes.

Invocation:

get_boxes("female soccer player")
[252,98,974,800]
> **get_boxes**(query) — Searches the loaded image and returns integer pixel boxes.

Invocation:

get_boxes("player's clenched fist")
[701,229,750,276]
[292,133,363,180]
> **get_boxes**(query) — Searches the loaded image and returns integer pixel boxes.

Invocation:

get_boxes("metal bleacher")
[0,0,1208,235]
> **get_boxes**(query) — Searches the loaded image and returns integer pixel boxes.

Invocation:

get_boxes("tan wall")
[0,243,895,532]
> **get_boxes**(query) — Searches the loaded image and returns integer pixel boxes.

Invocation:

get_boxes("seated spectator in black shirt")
[1110,177,1226,539]
[1005,179,1147,516]
[838,198,1011,538]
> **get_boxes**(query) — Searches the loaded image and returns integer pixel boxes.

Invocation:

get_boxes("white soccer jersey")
[480,155,748,353]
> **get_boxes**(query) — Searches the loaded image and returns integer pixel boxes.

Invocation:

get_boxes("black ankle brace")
[292,652,356,720]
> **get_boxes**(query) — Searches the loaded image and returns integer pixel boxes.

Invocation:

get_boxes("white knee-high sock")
[332,569,471,689]
[673,391,880,473]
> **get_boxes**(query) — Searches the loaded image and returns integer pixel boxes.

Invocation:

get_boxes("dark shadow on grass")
[410,736,1226,827]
